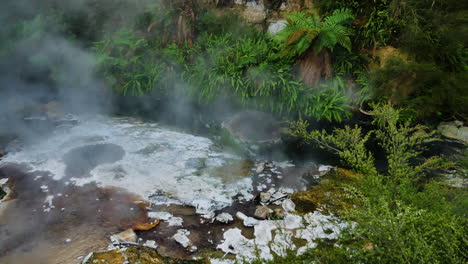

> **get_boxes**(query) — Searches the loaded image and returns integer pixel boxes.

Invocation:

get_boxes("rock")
[270,191,287,204]
[256,162,265,173]
[438,121,468,144]
[259,192,271,203]
[172,229,191,248]
[110,229,137,244]
[318,165,334,176]
[254,206,270,220]
[132,218,160,231]
[236,211,260,226]
[148,211,183,226]
[216,212,234,223]
[267,19,287,35]
[143,240,157,249]
[241,2,266,24]
[281,199,296,212]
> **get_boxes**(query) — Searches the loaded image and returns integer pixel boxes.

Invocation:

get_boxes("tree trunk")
[297,49,332,86]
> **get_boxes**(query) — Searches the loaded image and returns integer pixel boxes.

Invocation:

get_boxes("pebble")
[254,206,270,220]
[216,213,234,224]
[260,192,271,203]
[282,199,296,212]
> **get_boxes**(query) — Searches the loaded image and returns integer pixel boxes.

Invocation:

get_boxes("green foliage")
[284,104,467,263]
[274,8,354,58]
[316,0,402,50]
[369,56,468,119]
[93,30,162,95]
[93,11,353,122]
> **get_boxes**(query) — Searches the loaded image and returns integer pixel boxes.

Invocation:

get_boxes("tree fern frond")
[275,8,354,57]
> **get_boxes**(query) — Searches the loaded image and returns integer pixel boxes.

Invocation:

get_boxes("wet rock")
[236,211,260,226]
[260,192,271,203]
[438,121,468,144]
[254,206,270,220]
[110,229,137,244]
[148,211,184,226]
[133,219,160,231]
[318,165,334,176]
[256,162,266,173]
[270,191,287,204]
[215,212,234,223]
[281,199,296,212]
[143,240,158,249]
[172,229,191,248]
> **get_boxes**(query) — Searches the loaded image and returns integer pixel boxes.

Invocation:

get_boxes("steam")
[0,0,158,140]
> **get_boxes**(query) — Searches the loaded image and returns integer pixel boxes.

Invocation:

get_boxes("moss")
[85,246,207,264]
[86,247,164,264]
[291,168,363,215]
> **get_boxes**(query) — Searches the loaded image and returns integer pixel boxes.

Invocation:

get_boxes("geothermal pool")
[0,116,344,264]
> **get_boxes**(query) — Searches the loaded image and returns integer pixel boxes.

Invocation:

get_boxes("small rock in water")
[254,206,270,220]
[216,213,234,224]
[259,192,271,203]
[143,240,158,249]
[110,229,137,243]
[256,162,265,173]
[271,191,287,204]
[172,229,191,248]
[282,199,296,212]
[236,212,260,227]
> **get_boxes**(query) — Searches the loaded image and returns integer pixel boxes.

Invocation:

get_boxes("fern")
[275,8,354,58]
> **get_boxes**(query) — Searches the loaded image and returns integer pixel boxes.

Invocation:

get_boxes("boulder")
[438,121,468,144]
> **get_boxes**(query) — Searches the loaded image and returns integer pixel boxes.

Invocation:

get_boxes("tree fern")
[275,8,354,58]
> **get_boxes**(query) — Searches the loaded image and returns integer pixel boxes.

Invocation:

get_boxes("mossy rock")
[291,168,363,215]
[84,246,206,264]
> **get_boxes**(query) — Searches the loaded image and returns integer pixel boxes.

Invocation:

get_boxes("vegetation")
[286,104,467,263]
[316,0,468,120]
[1,1,467,263]
[91,7,353,121]
[274,8,354,58]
